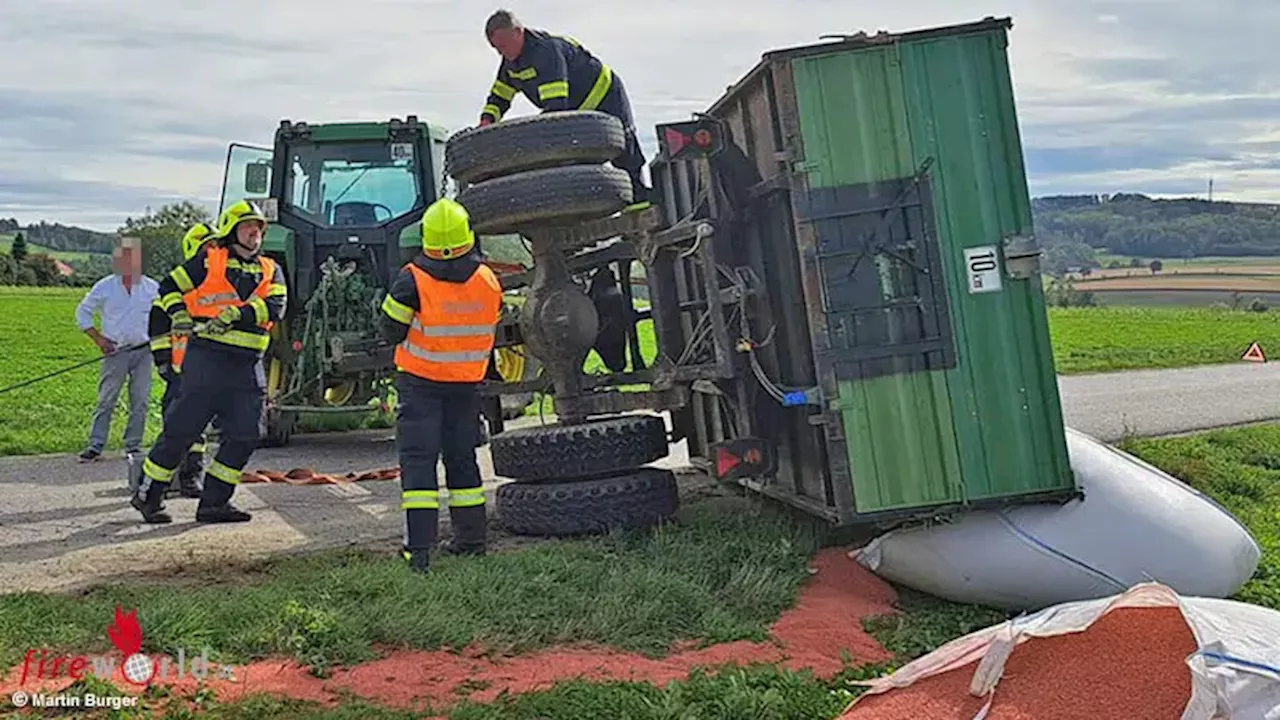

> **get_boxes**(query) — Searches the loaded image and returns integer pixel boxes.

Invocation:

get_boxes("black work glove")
[158,365,179,384]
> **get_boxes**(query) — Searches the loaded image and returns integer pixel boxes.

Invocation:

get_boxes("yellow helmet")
[181,223,213,261]
[216,199,269,239]
[421,198,475,260]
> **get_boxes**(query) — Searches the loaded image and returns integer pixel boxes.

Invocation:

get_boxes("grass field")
[1048,306,1280,373]
[6,287,1280,454]
[0,286,168,456]
[1071,255,1280,306]
[4,420,1278,718]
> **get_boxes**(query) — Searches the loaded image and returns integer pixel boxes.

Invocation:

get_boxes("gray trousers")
[87,346,152,453]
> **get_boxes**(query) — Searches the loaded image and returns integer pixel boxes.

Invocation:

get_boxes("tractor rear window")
[283,141,422,227]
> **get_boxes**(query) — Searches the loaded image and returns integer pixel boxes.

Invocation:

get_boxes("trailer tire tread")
[457,165,632,236]
[491,414,669,481]
[496,468,679,537]
[445,111,626,184]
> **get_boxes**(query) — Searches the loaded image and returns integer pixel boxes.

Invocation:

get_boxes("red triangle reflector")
[716,446,740,476]
[663,127,687,156]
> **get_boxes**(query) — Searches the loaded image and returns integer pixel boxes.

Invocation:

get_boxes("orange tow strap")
[239,467,401,485]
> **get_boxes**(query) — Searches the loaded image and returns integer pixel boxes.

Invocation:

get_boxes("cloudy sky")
[1,0,1275,230]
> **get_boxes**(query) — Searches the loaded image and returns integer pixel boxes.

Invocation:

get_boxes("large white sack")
[854,427,1261,611]
[841,582,1280,720]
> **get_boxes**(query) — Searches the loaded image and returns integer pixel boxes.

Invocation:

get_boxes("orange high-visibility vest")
[186,245,277,331]
[394,263,502,383]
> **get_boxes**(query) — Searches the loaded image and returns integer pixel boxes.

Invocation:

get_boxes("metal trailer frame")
[477,18,1077,529]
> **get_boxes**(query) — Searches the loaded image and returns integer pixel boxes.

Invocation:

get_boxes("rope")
[0,340,152,396]
[0,323,214,397]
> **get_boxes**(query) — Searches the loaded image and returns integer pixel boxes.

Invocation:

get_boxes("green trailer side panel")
[790,47,964,513]
[899,31,1074,499]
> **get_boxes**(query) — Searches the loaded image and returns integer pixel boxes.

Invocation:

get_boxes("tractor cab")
[216,116,450,445]
[218,117,449,300]
[216,116,533,445]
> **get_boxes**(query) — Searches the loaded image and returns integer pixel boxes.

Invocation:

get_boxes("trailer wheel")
[445,111,626,185]
[490,414,669,482]
[458,165,632,236]
[496,468,679,537]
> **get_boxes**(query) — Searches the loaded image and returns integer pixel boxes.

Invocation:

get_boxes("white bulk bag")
[842,583,1280,720]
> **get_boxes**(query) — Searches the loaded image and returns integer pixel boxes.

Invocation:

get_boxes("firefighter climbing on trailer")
[379,197,503,573]
[479,8,652,211]
[132,200,288,524]
[145,222,215,499]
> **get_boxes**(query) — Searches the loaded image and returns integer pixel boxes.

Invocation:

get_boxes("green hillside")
[1033,194,1280,274]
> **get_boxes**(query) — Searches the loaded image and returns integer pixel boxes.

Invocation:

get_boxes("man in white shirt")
[74,235,160,461]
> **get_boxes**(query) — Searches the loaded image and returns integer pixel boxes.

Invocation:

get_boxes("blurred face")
[488,27,524,61]
[113,238,141,278]
[235,220,264,253]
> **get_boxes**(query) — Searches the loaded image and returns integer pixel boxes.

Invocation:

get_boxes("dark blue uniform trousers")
[159,372,209,479]
[140,343,263,509]
[396,372,487,554]
[596,74,649,203]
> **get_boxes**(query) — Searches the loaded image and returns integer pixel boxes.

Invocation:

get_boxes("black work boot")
[131,482,173,524]
[195,477,251,523]
[402,547,431,573]
[176,453,204,499]
[440,505,487,557]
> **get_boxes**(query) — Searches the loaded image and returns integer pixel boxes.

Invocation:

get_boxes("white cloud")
[0,0,1276,229]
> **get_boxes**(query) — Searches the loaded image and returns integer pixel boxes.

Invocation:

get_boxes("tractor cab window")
[282,141,422,227]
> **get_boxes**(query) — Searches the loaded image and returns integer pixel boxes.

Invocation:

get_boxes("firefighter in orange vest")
[145,222,215,498]
[133,200,287,524]
[380,197,502,572]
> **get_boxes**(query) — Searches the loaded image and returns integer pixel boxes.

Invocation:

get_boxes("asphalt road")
[1,361,1277,595]
[1057,361,1280,440]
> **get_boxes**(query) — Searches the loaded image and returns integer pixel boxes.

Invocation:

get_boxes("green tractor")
[216,116,537,446]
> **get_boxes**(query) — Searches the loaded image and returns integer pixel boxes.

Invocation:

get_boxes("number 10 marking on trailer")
[964,246,1003,294]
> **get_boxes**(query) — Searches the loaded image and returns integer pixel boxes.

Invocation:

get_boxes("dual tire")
[444,111,635,236]
[488,414,677,538]
[445,113,665,538]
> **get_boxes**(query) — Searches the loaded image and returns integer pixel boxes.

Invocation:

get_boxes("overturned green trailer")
[643,15,1078,525]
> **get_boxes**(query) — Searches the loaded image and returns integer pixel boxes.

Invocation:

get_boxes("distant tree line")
[0,232,83,286]
[1032,194,1280,275]
[0,218,115,254]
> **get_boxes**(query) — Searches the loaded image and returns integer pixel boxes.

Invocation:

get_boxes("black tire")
[496,468,679,537]
[457,165,632,236]
[490,414,669,482]
[445,111,626,184]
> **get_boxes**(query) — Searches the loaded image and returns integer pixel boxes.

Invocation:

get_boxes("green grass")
[0,286,391,455]
[0,502,821,675]
[1119,424,1280,609]
[1047,305,1280,373]
[0,496,984,720]
[0,286,169,455]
